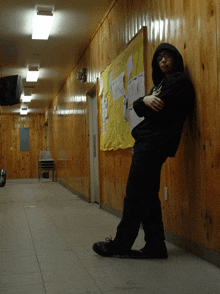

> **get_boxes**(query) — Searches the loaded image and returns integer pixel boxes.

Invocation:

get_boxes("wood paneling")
[0,114,46,179]
[47,0,220,253]
[48,84,91,201]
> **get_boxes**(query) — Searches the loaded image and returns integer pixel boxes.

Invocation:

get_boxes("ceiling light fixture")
[22,87,33,102]
[20,105,28,115]
[26,68,39,82]
[21,94,32,103]
[32,10,54,40]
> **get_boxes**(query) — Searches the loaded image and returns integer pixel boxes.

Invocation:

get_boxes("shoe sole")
[128,250,168,259]
[93,245,168,259]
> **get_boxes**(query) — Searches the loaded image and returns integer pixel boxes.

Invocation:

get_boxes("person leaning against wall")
[93,43,195,259]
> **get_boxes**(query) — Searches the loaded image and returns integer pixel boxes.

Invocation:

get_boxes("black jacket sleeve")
[132,87,155,118]
[133,75,194,122]
[132,96,148,118]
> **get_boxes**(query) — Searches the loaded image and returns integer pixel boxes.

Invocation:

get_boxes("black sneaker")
[93,237,131,257]
[129,242,168,259]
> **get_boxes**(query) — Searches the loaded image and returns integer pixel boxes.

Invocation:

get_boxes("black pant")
[114,151,168,249]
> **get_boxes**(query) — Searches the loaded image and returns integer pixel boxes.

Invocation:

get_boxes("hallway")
[0,179,220,294]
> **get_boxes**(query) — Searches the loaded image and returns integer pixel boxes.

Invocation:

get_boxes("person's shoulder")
[171,73,195,100]
[162,72,188,89]
[169,72,193,87]
[169,72,190,81]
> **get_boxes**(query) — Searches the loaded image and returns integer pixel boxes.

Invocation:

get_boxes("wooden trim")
[142,26,148,95]
[86,84,101,205]
[90,0,118,42]
[96,79,102,208]
[86,93,92,203]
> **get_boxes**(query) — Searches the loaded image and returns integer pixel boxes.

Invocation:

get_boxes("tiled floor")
[0,179,220,294]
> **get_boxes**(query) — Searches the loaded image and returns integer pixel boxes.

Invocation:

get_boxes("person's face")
[157,50,174,76]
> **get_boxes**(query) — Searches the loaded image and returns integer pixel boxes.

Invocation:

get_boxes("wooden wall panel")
[47,0,220,253]
[0,114,46,179]
[48,83,91,201]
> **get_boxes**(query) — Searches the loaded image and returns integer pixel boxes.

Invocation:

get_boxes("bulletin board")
[99,27,147,151]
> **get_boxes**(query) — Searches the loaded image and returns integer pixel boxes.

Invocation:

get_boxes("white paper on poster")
[109,71,113,92]
[127,77,138,106]
[102,95,108,135]
[103,120,106,135]
[127,54,133,79]
[112,72,125,101]
[128,107,144,131]
[102,102,105,120]
[127,72,145,131]
[137,71,145,97]
[99,77,104,95]
[102,97,108,119]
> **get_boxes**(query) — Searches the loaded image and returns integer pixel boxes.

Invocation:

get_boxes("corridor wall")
[0,114,46,179]
[47,0,220,255]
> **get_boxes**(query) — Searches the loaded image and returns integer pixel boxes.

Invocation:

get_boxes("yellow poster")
[99,28,147,151]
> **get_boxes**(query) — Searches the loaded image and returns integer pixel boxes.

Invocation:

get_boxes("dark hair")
[152,43,184,86]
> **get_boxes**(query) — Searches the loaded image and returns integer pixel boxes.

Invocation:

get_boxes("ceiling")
[0,0,113,114]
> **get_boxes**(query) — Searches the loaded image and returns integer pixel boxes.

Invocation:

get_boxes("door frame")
[87,84,101,206]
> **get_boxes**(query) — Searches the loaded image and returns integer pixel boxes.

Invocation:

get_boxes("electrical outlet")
[164,187,168,200]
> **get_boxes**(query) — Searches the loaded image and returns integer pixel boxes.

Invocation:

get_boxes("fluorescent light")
[21,94,32,103]
[32,10,54,40]
[20,109,28,115]
[20,106,28,115]
[56,109,85,115]
[26,69,39,82]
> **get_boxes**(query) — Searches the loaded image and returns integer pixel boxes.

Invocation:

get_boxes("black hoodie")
[132,43,195,157]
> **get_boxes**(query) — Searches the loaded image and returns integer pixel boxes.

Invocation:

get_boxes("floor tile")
[2,259,40,275]
[42,268,90,283]
[0,284,46,294]
[44,280,101,294]
[1,179,220,294]
[1,272,43,288]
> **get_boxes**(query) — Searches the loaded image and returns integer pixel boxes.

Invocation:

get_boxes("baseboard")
[100,203,123,218]
[165,231,220,268]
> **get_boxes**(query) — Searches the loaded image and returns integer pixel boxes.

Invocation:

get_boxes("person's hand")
[143,91,164,112]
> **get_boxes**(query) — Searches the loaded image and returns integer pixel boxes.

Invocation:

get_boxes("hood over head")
[152,43,184,86]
